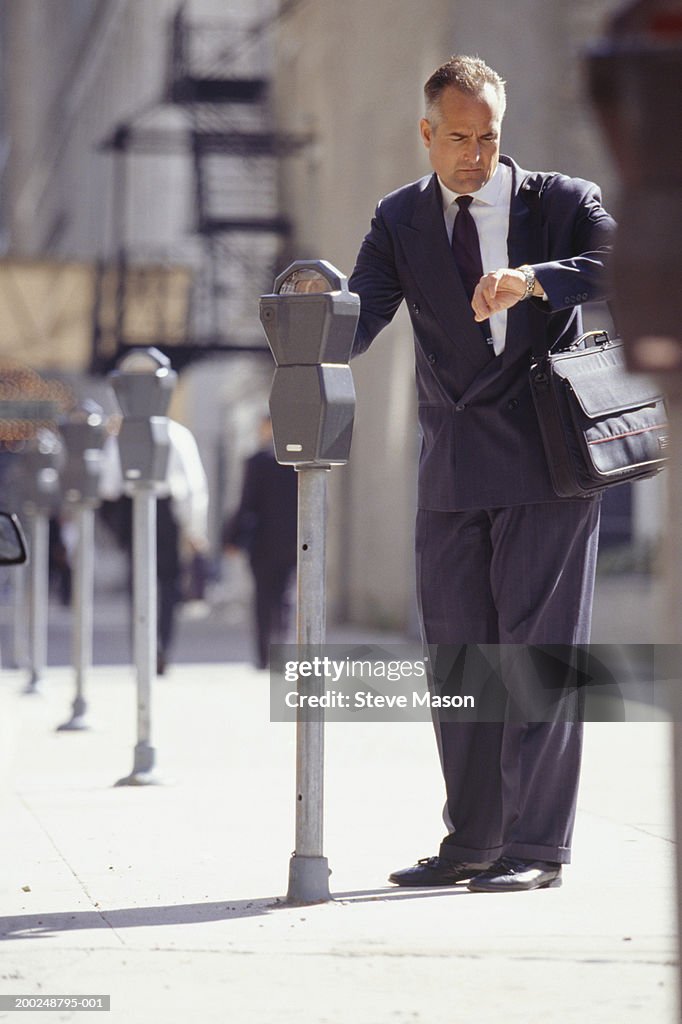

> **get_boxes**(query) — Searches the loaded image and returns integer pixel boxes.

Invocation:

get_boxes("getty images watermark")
[270,644,682,722]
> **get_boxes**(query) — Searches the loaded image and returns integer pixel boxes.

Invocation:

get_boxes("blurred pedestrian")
[223,417,297,669]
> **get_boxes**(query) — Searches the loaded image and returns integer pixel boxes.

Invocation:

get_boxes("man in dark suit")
[349,55,616,892]
[224,417,298,669]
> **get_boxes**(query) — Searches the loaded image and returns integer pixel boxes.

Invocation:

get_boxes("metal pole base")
[23,671,43,695]
[286,854,331,904]
[115,771,163,787]
[114,742,162,787]
[57,696,90,732]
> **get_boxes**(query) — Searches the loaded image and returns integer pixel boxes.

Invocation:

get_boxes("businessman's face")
[420,84,502,194]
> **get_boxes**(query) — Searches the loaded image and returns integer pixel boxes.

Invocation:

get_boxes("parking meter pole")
[57,405,106,731]
[58,505,95,730]
[116,485,158,785]
[109,347,175,787]
[12,564,28,669]
[25,511,49,694]
[287,466,330,903]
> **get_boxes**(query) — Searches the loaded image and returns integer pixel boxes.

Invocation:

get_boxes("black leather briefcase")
[529,330,669,498]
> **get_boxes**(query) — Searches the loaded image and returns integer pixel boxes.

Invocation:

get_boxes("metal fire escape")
[92,1,309,373]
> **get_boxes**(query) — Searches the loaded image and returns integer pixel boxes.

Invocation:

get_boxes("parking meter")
[108,348,177,786]
[60,400,107,507]
[109,348,176,485]
[18,428,63,515]
[260,261,360,904]
[16,428,63,694]
[57,401,108,731]
[260,260,358,466]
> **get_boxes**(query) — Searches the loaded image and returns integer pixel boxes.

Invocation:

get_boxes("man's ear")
[419,118,432,150]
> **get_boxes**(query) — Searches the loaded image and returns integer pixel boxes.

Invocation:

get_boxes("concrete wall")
[273,0,644,632]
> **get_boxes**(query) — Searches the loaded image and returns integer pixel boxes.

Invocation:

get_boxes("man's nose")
[462,138,481,164]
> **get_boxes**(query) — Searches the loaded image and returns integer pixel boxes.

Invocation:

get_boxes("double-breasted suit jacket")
[349,155,617,511]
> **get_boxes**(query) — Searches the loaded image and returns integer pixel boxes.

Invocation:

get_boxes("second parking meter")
[260,261,360,903]
[57,401,108,731]
[17,428,63,694]
[108,348,177,786]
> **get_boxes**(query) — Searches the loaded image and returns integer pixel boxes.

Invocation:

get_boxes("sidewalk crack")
[16,795,127,947]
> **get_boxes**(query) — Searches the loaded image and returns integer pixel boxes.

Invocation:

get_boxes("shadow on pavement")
[0,886,473,939]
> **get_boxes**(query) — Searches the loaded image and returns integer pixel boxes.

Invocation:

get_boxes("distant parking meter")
[57,401,108,732]
[109,349,176,485]
[108,348,177,786]
[17,428,63,694]
[60,400,107,508]
[259,261,360,903]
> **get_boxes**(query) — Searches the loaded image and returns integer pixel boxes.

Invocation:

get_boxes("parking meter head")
[0,512,27,565]
[20,428,64,512]
[259,260,360,366]
[109,348,177,417]
[60,403,107,456]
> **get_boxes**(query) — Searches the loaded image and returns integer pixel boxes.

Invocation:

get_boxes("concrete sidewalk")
[0,659,677,1024]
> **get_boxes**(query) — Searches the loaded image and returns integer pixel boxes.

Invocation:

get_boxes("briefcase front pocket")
[569,391,669,485]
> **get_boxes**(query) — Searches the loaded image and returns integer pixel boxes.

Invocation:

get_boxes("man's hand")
[471,268,528,321]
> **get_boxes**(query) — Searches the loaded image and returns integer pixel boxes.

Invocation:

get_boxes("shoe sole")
[468,875,562,893]
[388,875,474,887]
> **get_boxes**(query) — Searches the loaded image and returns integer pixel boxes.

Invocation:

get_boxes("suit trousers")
[415,498,601,865]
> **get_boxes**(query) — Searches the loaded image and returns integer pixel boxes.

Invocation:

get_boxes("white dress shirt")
[439,161,512,356]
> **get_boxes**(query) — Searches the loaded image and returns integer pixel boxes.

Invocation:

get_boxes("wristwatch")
[517,264,536,300]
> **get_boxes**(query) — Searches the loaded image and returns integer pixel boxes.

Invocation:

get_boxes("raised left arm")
[471,180,616,321]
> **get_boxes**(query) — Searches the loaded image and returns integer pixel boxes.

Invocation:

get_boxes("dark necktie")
[451,195,483,300]
[451,195,493,352]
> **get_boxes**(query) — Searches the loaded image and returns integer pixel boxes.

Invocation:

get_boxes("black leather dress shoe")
[467,857,562,893]
[388,856,490,887]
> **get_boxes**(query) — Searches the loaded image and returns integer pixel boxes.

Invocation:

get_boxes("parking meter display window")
[278,269,331,294]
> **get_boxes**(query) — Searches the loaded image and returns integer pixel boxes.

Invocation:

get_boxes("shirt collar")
[438,161,509,212]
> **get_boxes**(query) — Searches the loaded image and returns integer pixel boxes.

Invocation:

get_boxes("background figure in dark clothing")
[224,418,297,669]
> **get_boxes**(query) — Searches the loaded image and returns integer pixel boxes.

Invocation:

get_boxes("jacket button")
[427,353,436,364]
[412,302,421,314]
[564,296,571,304]
[455,403,466,412]
[507,398,519,410]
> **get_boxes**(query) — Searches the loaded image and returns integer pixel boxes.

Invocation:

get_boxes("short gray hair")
[424,55,506,123]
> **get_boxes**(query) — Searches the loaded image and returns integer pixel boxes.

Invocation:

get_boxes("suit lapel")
[396,174,492,376]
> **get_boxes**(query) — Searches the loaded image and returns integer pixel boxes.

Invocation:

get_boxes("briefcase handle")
[568,329,612,352]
